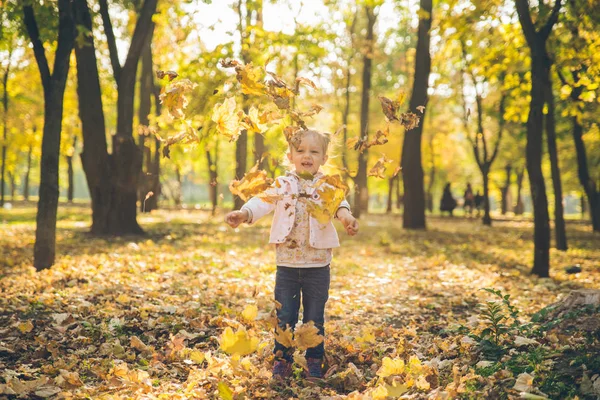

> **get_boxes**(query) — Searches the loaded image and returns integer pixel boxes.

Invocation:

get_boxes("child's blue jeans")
[274,265,330,362]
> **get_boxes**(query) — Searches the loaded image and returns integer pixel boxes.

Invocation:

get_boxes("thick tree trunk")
[8,171,15,200]
[545,81,567,250]
[24,0,75,270]
[67,156,74,202]
[402,0,431,229]
[515,0,561,277]
[23,143,33,200]
[501,164,512,214]
[73,0,112,234]
[100,0,157,234]
[572,116,600,231]
[354,5,376,218]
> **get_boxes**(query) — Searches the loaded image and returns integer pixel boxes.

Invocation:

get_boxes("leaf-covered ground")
[1,205,599,399]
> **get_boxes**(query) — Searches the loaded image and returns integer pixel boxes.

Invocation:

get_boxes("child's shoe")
[272,359,292,380]
[306,357,323,381]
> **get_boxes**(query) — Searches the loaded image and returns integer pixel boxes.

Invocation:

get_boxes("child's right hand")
[225,210,249,228]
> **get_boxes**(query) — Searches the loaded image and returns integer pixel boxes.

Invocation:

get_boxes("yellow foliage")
[219,327,258,356]
[305,174,348,224]
[293,321,324,351]
[377,357,405,377]
[159,79,196,119]
[241,304,258,322]
[212,97,241,142]
[228,163,274,202]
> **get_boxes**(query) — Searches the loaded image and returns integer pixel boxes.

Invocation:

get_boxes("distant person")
[225,129,358,382]
[463,183,475,216]
[474,190,484,216]
[440,183,457,216]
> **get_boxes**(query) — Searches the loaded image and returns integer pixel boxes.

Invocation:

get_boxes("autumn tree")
[401,0,431,229]
[515,0,562,277]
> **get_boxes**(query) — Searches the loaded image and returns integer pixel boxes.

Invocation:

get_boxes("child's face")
[287,133,328,176]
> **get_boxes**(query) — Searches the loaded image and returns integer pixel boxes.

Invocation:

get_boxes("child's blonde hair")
[287,129,331,154]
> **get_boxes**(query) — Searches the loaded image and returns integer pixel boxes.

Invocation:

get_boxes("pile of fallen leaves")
[0,207,599,399]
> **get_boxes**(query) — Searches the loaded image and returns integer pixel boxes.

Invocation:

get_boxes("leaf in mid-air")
[156,70,179,81]
[378,95,401,122]
[293,321,324,351]
[368,154,393,179]
[159,79,196,119]
[229,163,274,202]
[219,327,258,356]
[237,63,266,96]
[212,97,242,142]
[305,174,348,224]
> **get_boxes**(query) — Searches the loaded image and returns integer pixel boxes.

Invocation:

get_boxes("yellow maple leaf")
[219,327,258,356]
[305,174,348,224]
[386,379,410,397]
[241,304,258,322]
[377,357,405,377]
[159,79,196,119]
[293,321,324,351]
[237,63,265,96]
[240,106,269,134]
[370,384,389,400]
[229,163,274,202]
[274,325,294,348]
[212,97,241,141]
[189,350,205,364]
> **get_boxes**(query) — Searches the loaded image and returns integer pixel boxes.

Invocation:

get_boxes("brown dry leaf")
[368,154,394,179]
[293,321,324,351]
[295,77,318,91]
[378,95,401,122]
[156,70,178,81]
[159,79,196,119]
[130,336,149,352]
[399,111,421,130]
[229,163,274,202]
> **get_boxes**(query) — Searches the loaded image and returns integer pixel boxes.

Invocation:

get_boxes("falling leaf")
[144,191,154,201]
[156,70,178,81]
[305,174,349,224]
[240,106,269,134]
[399,112,421,130]
[219,327,258,356]
[293,321,324,351]
[368,154,394,179]
[378,95,401,122]
[237,63,266,96]
[212,97,242,142]
[229,163,274,202]
[295,76,318,91]
[159,79,196,119]
[274,326,294,348]
[393,166,402,177]
[416,105,426,113]
[333,125,346,136]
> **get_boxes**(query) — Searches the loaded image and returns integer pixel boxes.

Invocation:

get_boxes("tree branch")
[122,0,157,74]
[23,5,51,88]
[540,0,562,41]
[98,0,122,83]
[515,0,537,47]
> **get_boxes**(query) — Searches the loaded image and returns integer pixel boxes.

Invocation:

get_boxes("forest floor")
[0,205,599,399]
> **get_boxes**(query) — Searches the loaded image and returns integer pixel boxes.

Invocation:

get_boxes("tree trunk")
[0,47,10,208]
[73,0,112,234]
[24,0,75,270]
[354,5,376,218]
[100,0,157,234]
[515,0,561,277]
[8,171,15,200]
[138,33,154,213]
[514,167,525,215]
[207,148,219,215]
[174,166,182,207]
[545,79,567,250]
[402,0,431,229]
[386,176,394,213]
[482,167,492,226]
[426,133,435,213]
[23,142,33,200]
[67,144,74,203]
[501,164,512,214]
[572,116,600,231]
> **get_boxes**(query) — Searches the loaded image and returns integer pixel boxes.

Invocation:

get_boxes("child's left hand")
[336,208,359,236]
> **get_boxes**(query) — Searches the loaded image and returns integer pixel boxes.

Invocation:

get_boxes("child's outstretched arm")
[336,208,359,236]
[225,209,250,228]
